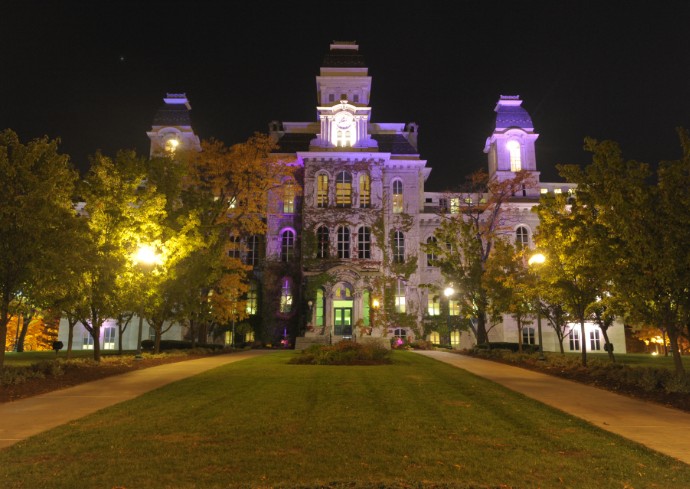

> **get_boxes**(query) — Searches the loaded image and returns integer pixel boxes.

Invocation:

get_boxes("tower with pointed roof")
[146,93,201,157]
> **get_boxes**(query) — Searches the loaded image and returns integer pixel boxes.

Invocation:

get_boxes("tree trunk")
[580,320,587,367]
[667,327,685,375]
[66,319,76,360]
[516,318,523,353]
[476,310,488,344]
[0,291,11,369]
[600,327,616,363]
[16,312,32,352]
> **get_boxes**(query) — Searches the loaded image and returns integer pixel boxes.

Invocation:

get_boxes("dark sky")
[2,1,690,191]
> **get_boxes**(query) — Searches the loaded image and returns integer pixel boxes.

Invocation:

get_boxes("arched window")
[506,140,522,172]
[392,179,403,213]
[359,173,371,208]
[281,230,295,262]
[337,226,350,259]
[357,226,371,259]
[426,236,437,267]
[282,179,295,214]
[317,174,329,208]
[393,231,405,263]
[279,277,293,313]
[317,226,330,259]
[515,226,529,247]
[336,171,352,208]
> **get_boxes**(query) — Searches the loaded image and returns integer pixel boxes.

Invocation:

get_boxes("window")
[427,295,440,316]
[317,174,329,208]
[429,331,440,344]
[244,235,260,266]
[515,226,529,247]
[449,299,460,316]
[246,281,258,315]
[353,94,359,103]
[281,230,295,262]
[228,234,241,259]
[393,328,407,340]
[103,326,115,350]
[426,236,437,266]
[522,327,535,345]
[450,197,460,214]
[359,173,371,208]
[82,331,94,350]
[336,171,352,207]
[362,290,370,326]
[328,94,335,102]
[315,289,324,326]
[148,327,156,341]
[357,226,371,259]
[280,278,293,313]
[590,329,601,351]
[507,140,522,172]
[337,226,350,259]
[395,280,406,313]
[392,179,403,213]
[569,328,580,351]
[450,330,461,346]
[317,226,330,259]
[283,180,295,213]
[393,231,405,263]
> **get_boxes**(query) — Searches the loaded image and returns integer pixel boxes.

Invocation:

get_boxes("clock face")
[335,111,354,129]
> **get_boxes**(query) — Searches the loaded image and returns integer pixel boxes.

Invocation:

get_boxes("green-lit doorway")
[333,307,353,335]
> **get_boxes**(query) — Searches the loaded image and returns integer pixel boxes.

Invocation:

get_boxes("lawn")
[1,350,689,489]
[3,349,130,366]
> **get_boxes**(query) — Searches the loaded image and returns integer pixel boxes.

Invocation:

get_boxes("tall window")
[228,234,241,259]
[315,289,324,326]
[317,226,330,259]
[82,331,94,350]
[393,231,405,263]
[395,279,406,313]
[336,171,352,208]
[392,179,403,213]
[357,226,371,259]
[569,328,580,351]
[507,140,522,172]
[337,226,350,259]
[522,327,535,345]
[246,281,258,315]
[427,295,440,316]
[103,326,115,350]
[283,180,295,214]
[362,290,370,326]
[244,235,260,266]
[449,299,460,316]
[359,173,371,208]
[317,174,329,208]
[590,329,601,350]
[281,230,295,262]
[280,278,293,313]
[450,197,460,214]
[515,226,529,247]
[426,236,437,266]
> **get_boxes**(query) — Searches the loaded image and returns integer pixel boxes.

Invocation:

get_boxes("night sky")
[2,1,690,190]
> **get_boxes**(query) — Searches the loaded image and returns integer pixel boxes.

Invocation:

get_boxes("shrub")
[141,340,224,352]
[289,340,392,366]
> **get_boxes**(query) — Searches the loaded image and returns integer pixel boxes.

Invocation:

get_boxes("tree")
[426,169,536,344]
[0,130,80,368]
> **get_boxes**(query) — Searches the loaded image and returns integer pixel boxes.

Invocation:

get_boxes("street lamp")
[444,286,455,349]
[133,244,161,357]
[528,252,546,360]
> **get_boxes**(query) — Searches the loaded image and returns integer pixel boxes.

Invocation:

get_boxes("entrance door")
[333,308,353,335]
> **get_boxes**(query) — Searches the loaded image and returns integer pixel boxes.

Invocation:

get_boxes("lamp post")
[134,244,161,357]
[444,286,455,349]
[528,252,546,360]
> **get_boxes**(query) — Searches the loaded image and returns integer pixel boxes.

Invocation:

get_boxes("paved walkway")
[0,350,273,450]
[1,349,690,466]
[416,350,690,465]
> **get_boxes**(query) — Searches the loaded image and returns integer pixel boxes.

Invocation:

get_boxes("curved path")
[416,350,690,465]
[0,350,273,450]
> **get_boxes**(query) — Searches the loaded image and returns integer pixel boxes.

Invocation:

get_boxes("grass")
[1,350,690,489]
[2,349,134,367]
[583,351,690,368]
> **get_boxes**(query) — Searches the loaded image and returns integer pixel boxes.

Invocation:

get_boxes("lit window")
[393,231,405,263]
[522,327,535,345]
[336,172,352,208]
[450,330,461,346]
[280,278,293,313]
[317,174,329,208]
[165,137,179,153]
[569,328,580,351]
[103,326,115,350]
[359,173,371,208]
[590,329,601,350]
[317,226,330,259]
[337,226,350,259]
[315,289,324,326]
[426,236,437,266]
[540,188,548,194]
[395,280,406,313]
[450,198,460,213]
[281,230,295,262]
[246,281,258,315]
[554,188,562,194]
[283,180,295,214]
[362,290,370,326]
[449,299,460,316]
[82,331,94,350]
[507,140,521,172]
[515,226,529,247]
[357,227,371,259]
[427,295,440,316]
[392,179,403,213]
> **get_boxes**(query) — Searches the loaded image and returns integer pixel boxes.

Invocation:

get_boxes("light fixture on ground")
[527,252,546,360]
[444,286,455,348]
[133,244,162,357]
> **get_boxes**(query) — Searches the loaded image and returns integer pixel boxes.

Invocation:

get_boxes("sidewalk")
[415,350,690,465]
[0,350,273,450]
